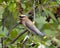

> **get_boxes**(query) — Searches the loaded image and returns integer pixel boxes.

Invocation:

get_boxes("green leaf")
[8,2,16,12]
[21,4,26,9]
[49,45,55,48]
[46,45,55,48]
[57,18,60,23]
[10,29,18,39]
[56,0,60,4]
[0,0,4,3]
[49,2,58,7]
[0,43,2,48]
[41,0,47,4]
[0,6,4,19]
[58,25,60,30]
[35,16,47,30]
[8,45,17,48]
[2,7,17,30]
[0,26,8,37]
[44,29,56,37]
[43,8,58,23]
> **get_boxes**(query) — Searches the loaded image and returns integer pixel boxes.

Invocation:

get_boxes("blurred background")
[0,0,60,48]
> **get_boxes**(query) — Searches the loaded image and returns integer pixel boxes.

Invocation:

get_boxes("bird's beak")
[19,16,21,20]
[19,16,22,18]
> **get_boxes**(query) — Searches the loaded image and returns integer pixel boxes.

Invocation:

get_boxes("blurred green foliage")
[0,0,60,48]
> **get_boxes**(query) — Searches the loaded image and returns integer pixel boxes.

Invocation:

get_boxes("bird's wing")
[25,20,45,37]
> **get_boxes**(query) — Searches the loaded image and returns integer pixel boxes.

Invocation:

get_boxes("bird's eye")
[19,16,25,18]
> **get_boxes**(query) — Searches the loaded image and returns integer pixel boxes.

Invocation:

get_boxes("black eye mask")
[19,16,25,18]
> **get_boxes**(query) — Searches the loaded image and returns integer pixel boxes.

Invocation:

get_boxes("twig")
[2,22,20,42]
[22,35,29,48]
[2,18,5,31]
[1,38,8,48]
[23,35,29,44]
[7,22,20,36]
[29,43,36,47]
[10,29,28,44]
[33,0,36,21]
[1,38,4,48]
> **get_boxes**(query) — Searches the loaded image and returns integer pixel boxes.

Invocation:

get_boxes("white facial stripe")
[21,15,26,16]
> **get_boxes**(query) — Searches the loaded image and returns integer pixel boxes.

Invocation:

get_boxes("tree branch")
[1,37,7,48]
[7,22,20,36]
[10,29,28,44]
[1,38,4,48]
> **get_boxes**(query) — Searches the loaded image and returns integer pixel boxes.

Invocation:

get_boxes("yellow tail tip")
[43,36,47,39]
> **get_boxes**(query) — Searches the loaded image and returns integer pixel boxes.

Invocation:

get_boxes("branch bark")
[1,38,4,48]
[7,22,20,36]
[10,29,28,44]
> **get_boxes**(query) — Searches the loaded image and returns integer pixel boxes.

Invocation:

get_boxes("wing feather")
[25,20,45,37]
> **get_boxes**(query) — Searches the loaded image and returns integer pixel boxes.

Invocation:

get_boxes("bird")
[19,15,46,38]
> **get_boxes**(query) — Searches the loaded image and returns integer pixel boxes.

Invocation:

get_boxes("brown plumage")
[19,15,46,37]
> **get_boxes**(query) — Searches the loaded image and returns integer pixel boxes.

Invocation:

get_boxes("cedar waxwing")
[19,15,46,38]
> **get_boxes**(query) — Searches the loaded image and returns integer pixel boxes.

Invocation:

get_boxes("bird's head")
[19,15,28,20]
